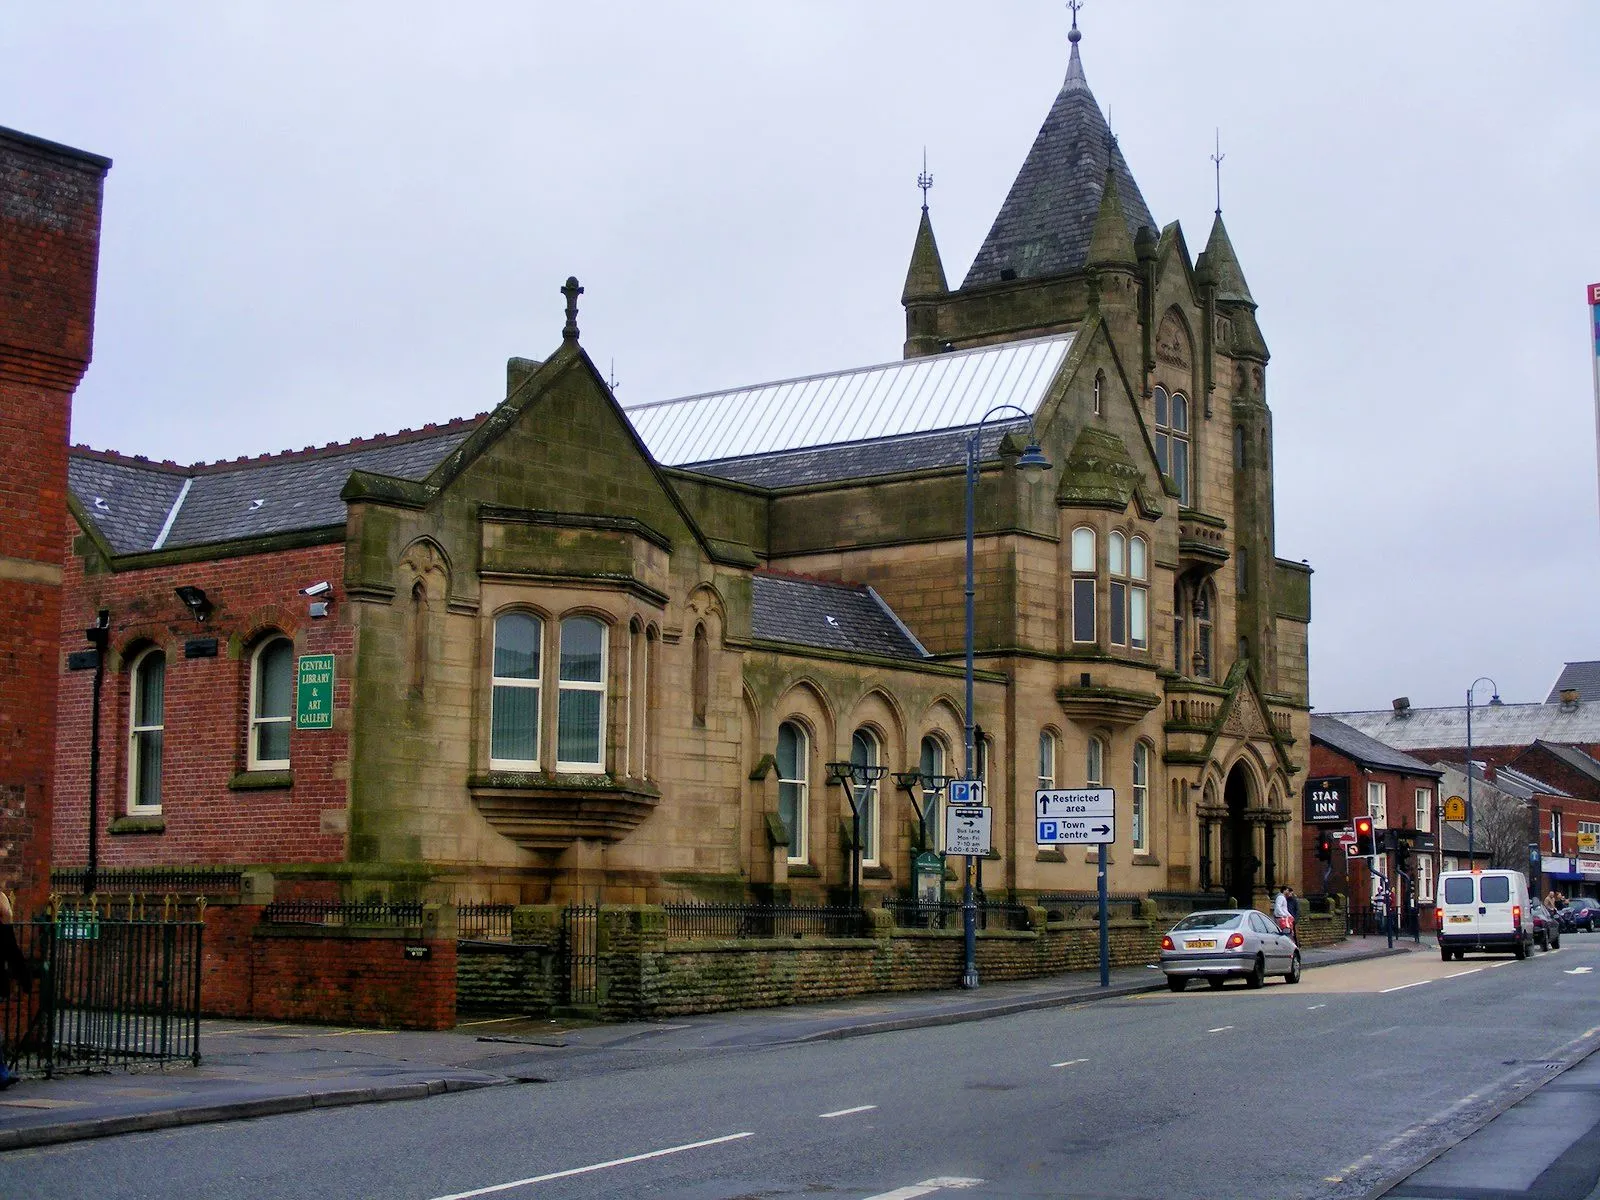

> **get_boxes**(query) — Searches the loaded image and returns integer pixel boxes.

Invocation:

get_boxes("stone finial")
[561,276,584,341]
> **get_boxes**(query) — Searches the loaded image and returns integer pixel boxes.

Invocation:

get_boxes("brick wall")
[200,900,455,1030]
[53,542,351,867]
[1306,740,1442,905]
[0,127,109,913]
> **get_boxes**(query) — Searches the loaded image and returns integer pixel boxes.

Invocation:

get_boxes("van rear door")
[1478,872,1515,937]
[1441,873,1478,938]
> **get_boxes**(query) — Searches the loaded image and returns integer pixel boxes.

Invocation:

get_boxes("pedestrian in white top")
[1272,885,1293,934]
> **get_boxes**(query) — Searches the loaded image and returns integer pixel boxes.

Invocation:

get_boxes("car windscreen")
[1442,877,1475,904]
[1174,913,1242,930]
[1480,876,1511,903]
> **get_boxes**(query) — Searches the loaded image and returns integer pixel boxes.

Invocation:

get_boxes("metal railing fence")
[260,900,424,927]
[2,917,203,1078]
[881,898,1032,931]
[50,867,243,897]
[662,902,867,940]
[1037,892,1144,921]
[457,902,515,941]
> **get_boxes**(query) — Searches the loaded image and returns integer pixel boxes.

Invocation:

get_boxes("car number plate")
[1188,938,1216,948]
[1449,914,1471,923]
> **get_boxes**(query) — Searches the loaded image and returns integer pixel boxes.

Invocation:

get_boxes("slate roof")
[750,573,928,661]
[1310,715,1442,778]
[962,35,1155,288]
[684,420,1027,489]
[1548,662,1600,702]
[1330,703,1600,751]
[1529,741,1600,786]
[625,334,1072,468]
[69,421,479,554]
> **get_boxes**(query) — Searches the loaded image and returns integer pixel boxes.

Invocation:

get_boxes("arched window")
[1132,741,1151,852]
[1071,526,1096,644]
[692,623,710,726]
[777,721,809,863]
[1038,729,1057,790]
[1086,736,1104,787]
[558,616,607,772]
[409,580,429,695]
[851,728,882,866]
[249,635,293,770]
[920,735,946,850]
[1093,370,1105,416]
[1154,386,1191,506]
[1109,532,1127,647]
[128,646,166,812]
[490,612,541,768]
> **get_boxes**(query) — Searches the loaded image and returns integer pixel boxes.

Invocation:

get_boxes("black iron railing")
[562,903,599,1006]
[1037,892,1145,921]
[458,902,515,941]
[260,900,424,927]
[881,898,1032,931]
[1348,905,1422,938]
[662,903,867,940]
[50,894,206,922]
[50,866,243,897]
[2,917,203,1078]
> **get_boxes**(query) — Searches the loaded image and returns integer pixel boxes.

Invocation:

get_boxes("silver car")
[1159,909,1302,991]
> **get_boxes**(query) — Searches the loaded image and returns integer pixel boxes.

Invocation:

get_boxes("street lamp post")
[1465,676,1501,867]
[962,406,1051,989]
[827,759,887,912]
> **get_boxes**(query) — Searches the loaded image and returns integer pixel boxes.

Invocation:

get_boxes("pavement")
[0,935,1423,1152]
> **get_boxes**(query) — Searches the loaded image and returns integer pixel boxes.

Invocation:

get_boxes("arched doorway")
[1222,762,1257,907]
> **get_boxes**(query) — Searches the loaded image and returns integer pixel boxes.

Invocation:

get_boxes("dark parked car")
[1556,896,1600,933]
[1530,902,1562,950]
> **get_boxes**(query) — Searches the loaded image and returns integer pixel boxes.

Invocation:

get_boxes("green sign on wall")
[295,653,335,729]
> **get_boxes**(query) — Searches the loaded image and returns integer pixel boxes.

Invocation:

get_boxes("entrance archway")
[1222,762,1257,907]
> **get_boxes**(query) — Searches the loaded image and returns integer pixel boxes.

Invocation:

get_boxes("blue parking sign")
[1038,820,1058,843]
[949,780,983,806]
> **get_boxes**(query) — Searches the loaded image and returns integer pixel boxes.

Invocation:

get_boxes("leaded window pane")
[1131,587,1148,650]
[1072,578,1096,643]
[257,721,290,764]
[557,689,602,764]
[1154,386,1168,426]
[493,614,541,680]
[1130,537,1147,580]
[1171,393,1188,433]
[777,722,802,779]
[135,653,165,726]
[1087,737,1103,786]
[1110,581,1127,646]
[491,684,539,762]
[1070,527,1095,573]
[1173,440,1189,505]
[134,729,162,808]
[560,618,604,683]
[1108,532,1124,575]
[257,640,293,718]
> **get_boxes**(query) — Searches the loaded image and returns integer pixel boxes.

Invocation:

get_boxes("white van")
[1435,869,1533,961]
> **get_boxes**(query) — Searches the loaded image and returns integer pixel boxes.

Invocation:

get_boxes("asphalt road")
[9,938,1600,1200]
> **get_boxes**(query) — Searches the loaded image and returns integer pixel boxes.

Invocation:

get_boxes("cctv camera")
[301,582,331,597]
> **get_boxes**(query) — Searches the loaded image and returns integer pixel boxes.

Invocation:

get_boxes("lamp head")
[1015,441,1051,485]
[175,585,212,623]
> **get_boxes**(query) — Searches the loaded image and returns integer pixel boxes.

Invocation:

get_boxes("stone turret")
[901,205,949,357]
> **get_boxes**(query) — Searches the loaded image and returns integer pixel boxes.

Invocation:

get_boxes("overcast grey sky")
[5,2,1597,713]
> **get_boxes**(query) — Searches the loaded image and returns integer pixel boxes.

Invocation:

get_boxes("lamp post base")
[961,855,979,989]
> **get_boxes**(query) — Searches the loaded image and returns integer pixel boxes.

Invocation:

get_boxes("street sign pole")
[1098,842,1109,987]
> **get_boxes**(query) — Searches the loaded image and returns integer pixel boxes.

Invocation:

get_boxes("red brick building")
[1306,715,1442,909]
[0,126,109,912]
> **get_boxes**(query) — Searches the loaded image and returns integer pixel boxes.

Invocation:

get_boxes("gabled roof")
[1311,715,1442,778]
[961,33,1154,288]
[69,420,481,554]
[625,334,1073,467]
[1329,702,1600,751]
[1548,661,1600,702]
[751,572,928,661]
[1528,741,1600,786]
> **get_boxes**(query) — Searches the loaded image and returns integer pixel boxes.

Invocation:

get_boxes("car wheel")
[1207,977,1225,990]
[1514,937,1528,960]
[1285,952,1302,984]
[1538,933,1548,951]
[1440,946,1451,962]
[1554,933,1561,949]
[1167,975,1189,992]
[1245,955,1265,988]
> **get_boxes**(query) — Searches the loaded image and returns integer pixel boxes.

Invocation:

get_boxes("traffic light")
[1316,832,1333,862]
[1353,816,1376,856]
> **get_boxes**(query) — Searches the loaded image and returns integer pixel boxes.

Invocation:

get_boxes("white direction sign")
[1036,788,1116,845]
[945,805,992,856]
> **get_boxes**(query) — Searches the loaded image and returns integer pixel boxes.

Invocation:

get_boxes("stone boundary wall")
[457,903,1329,1020]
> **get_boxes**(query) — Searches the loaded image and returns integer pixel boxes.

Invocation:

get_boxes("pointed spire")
[1088,139,1135,268]
[962,6,1155,288]
[903,205,948,303]
[1203,214,1254,306]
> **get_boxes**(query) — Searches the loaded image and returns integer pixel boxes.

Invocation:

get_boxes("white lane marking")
[1306,1004,1326,1011]
[1379,979,1433,994]
[1446,968,1484,978]
[456,1016,524,1027]
[1051,1058,1089,1068]
[1566,967,1594,975]
[1207,1025,1234,1034]
[820,1104,877,1119]
[425,1132,756,1200]
[861,1178,985,1200]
